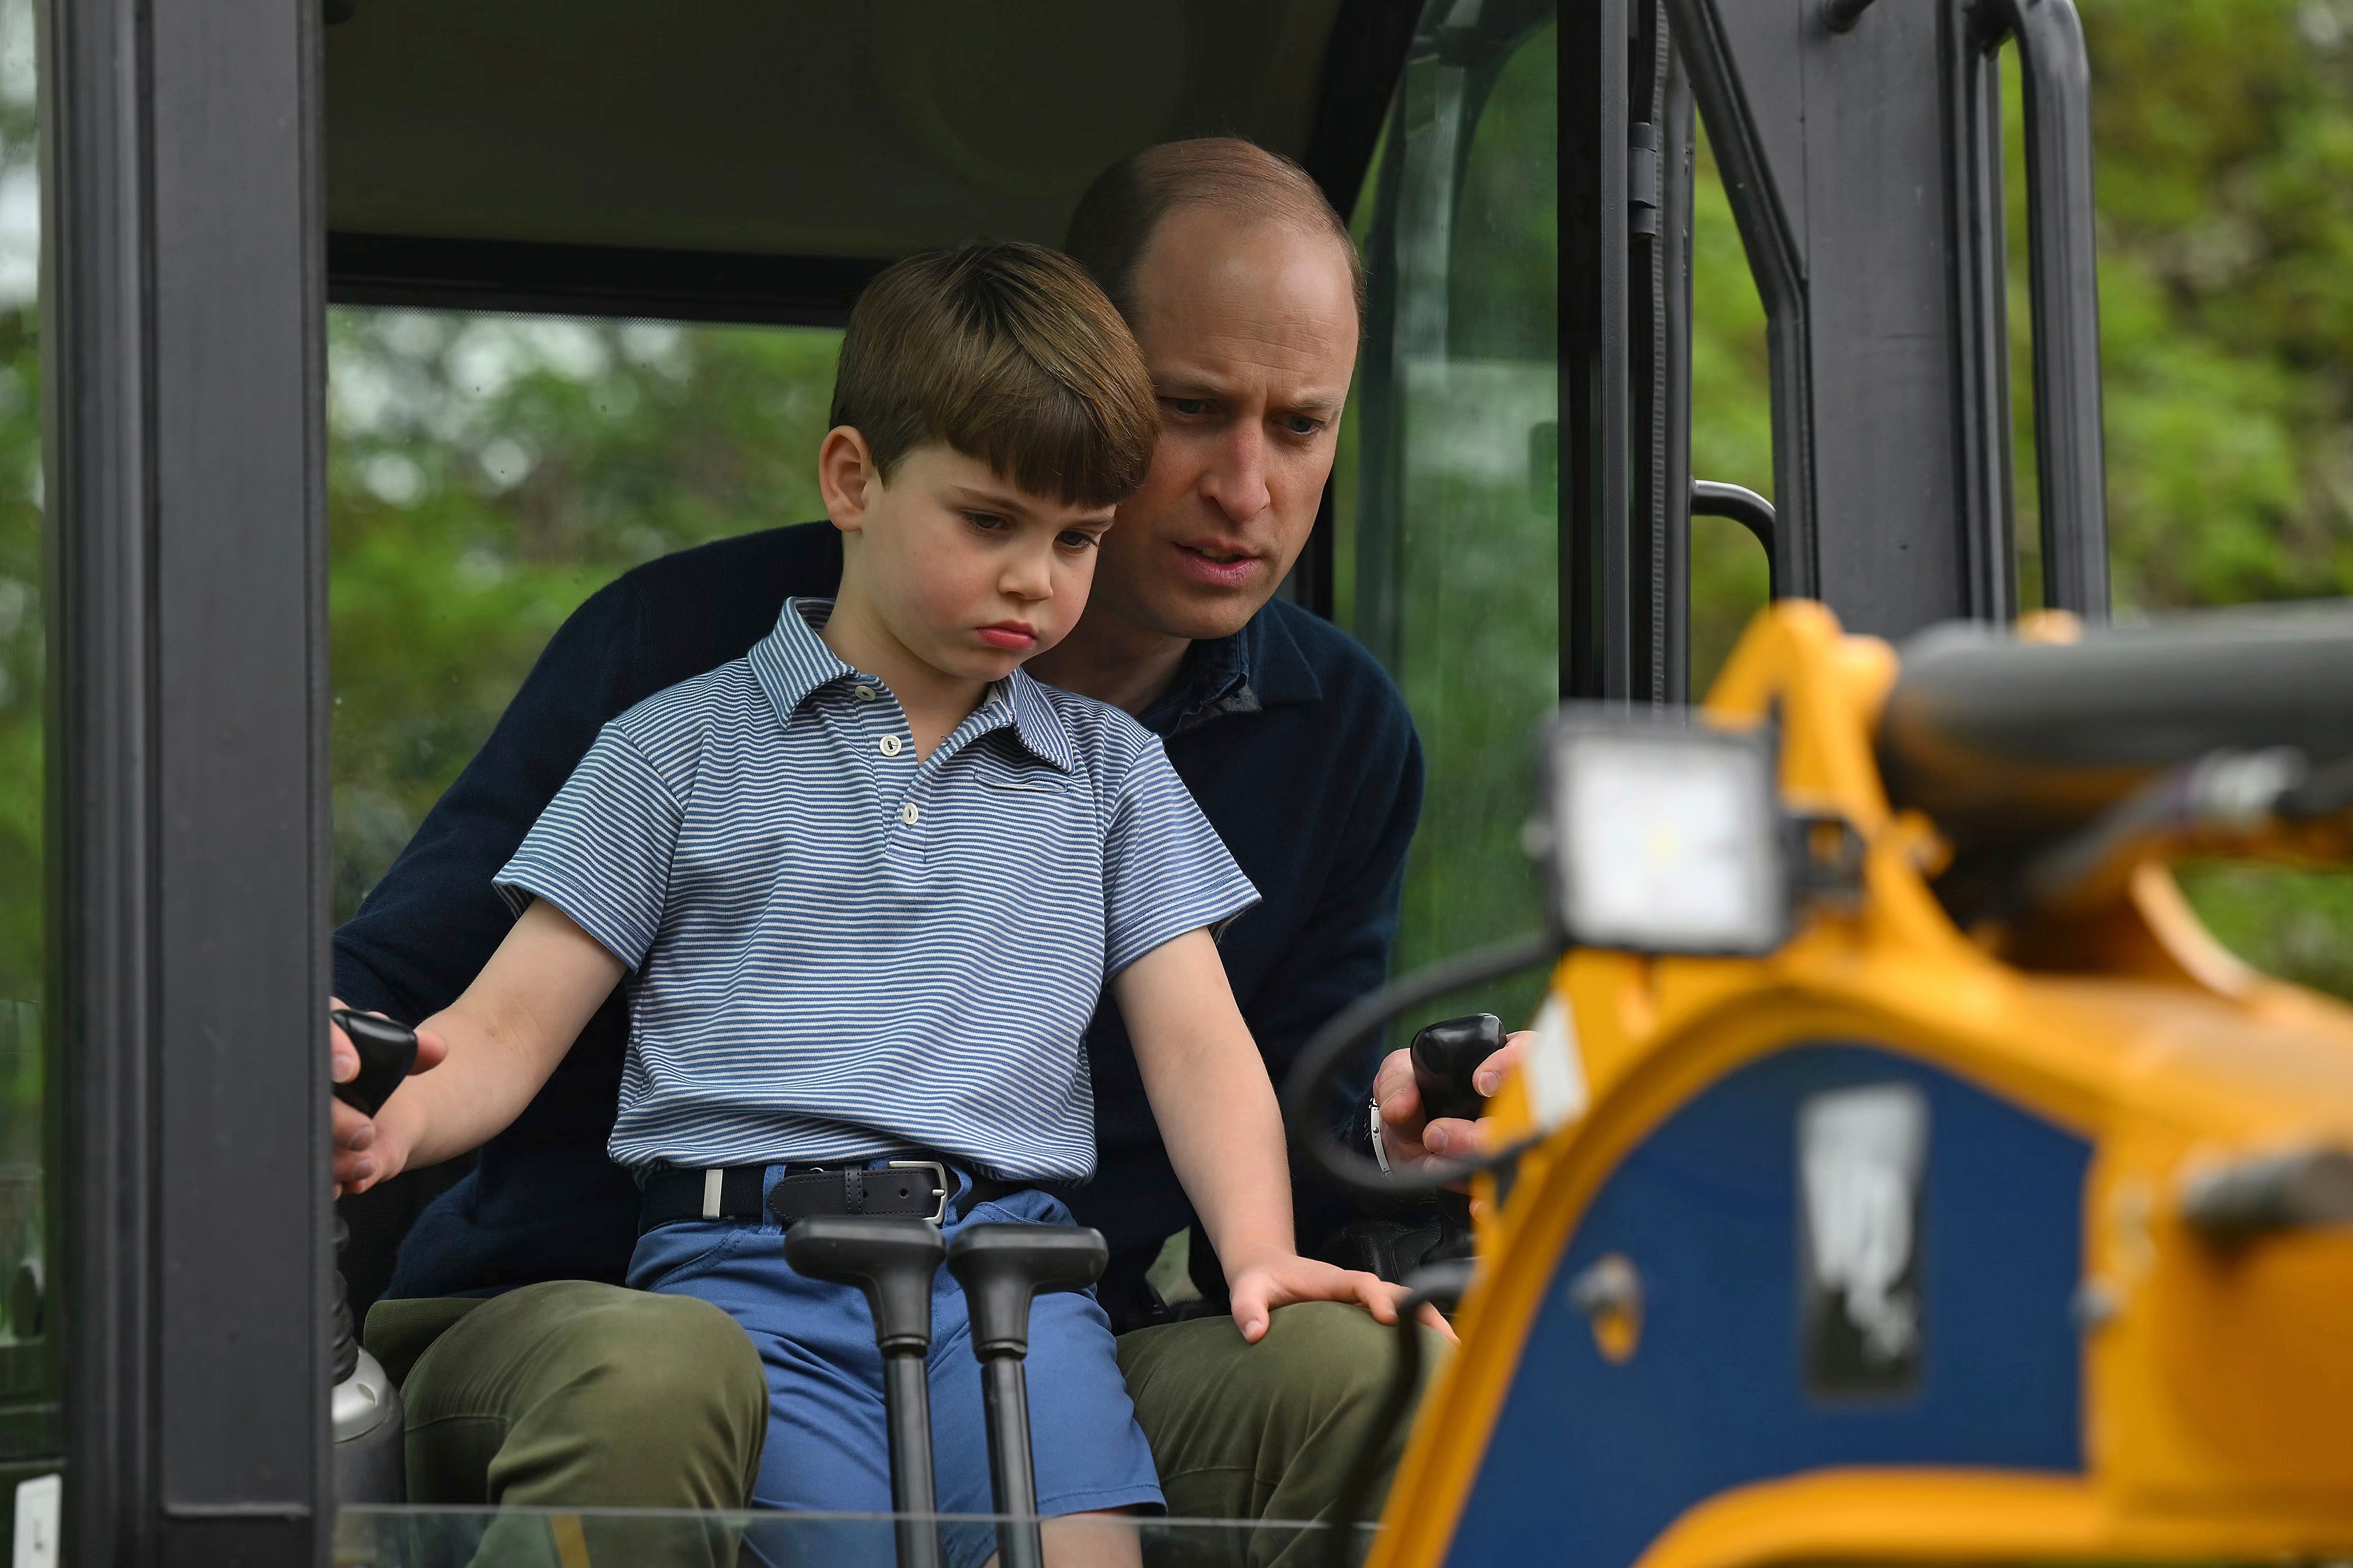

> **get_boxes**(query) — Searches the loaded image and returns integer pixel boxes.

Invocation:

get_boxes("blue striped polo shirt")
[494,597,1260,1180]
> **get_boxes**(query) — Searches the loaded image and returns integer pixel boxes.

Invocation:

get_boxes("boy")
[345,242,1414,1562]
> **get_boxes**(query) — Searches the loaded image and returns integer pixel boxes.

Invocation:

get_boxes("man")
[332,139,1510,1563]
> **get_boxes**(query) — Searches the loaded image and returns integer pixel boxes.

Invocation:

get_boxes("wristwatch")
[1368,1097,1392,1173]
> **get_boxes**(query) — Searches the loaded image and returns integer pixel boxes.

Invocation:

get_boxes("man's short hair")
[830,241,1158,508]
[1063,137,1366,328]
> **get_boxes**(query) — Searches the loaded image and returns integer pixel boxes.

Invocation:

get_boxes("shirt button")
[900,802,921,826]
[853,685,878,702]
[878,735,903,758]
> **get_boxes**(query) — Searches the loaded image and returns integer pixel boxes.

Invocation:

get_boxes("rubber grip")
[331,1009,418,1117]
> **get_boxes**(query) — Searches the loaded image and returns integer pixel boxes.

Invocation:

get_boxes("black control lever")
[324,1012,416,1500]
[1410,1013,1504,1125]
[785,1216,948,1568]
[945,1225,1109,1568]
[330,1008,418,1117]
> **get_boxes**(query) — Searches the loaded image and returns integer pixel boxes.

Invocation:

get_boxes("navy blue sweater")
[335,522,1423,1324]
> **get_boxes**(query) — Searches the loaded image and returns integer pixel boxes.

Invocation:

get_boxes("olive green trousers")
[367,1283,1445,1568]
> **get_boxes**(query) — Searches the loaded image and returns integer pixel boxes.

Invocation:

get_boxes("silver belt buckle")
[887,1160,951,1225]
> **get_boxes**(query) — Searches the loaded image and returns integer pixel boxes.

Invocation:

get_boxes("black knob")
[1410,1013,1503,1125]
[330,1009,418,1117]
[945,1225,1108,1359]
[784,1216,947,1356]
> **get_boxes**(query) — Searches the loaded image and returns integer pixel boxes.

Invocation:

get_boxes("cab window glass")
[1338,9,1559,1025]
[1687,122,1772,699]
[0,0,45,1374]
[328,310,841,916]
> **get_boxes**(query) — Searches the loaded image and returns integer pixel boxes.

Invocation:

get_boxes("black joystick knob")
[786,1215,945,1355]
[946,1225,1108,1568]
[947,1225,1108,1359]
[1411,1012,1504,1125]
[786,1216,948,1568]
[331,1009,418,1117]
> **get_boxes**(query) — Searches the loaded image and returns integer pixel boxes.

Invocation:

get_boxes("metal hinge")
[1628,124,1661,237]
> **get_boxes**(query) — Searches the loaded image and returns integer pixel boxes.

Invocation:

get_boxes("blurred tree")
[324,312,839,920]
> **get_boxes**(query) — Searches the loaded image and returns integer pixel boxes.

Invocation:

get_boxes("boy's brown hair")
[829,241,1158,509]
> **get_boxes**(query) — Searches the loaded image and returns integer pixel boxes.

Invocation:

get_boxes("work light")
[1531,709,1792,955]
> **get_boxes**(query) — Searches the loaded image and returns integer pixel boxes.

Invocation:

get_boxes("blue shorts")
[627,1167,1163,1556]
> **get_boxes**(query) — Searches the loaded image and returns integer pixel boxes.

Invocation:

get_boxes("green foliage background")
[1,0,2351,1019]
[324,312,840,918]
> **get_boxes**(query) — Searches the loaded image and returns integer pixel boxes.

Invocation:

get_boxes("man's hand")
[331,999,447,1197]
[1372,1029,1533,1166]
[1226,1253,1458,1345]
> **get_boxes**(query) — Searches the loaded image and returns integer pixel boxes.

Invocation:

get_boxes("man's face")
[1090,209,1361,642]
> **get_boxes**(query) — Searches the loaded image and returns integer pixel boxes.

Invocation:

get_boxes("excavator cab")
[9,0,2349,1562]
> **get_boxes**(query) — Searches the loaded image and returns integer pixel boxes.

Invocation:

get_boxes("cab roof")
[323,0,1417,323]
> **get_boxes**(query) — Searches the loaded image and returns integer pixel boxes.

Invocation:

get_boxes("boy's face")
[824,436,1116,682]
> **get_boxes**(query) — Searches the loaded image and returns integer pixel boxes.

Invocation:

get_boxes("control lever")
[785,1216,948,1568]
[325,1012,418,1502]
[1411,1013,1504,1125]
[945,1225,1109,1568]
[331,1215,405,1501]
[331,1007,419,1116]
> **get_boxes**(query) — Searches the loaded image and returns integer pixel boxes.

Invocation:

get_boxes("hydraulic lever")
[785,1216,949,1568]
[945,1224,1109,1568]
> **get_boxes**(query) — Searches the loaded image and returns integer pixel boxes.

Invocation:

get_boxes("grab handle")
[1971,0,2110,620]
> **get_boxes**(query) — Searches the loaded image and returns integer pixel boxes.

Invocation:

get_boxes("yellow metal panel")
[1372,603,2353,1568]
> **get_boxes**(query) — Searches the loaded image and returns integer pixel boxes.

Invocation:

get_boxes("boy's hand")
[1225,1254,1458,1346]
[1372,1029,1533,1167]
[330,999,446,1197]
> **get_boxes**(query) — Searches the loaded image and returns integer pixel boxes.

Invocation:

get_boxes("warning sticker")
[1799,1082,1926,1394]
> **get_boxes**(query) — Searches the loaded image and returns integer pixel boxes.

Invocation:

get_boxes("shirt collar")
[998,672,1079,772]
[747,598,858,716]
[748,598,1079,773]
[1136,600,1326,738]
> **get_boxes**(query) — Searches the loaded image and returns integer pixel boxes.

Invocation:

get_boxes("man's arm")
[1244,686,1529,1175]
[346,900,626,1191]
[1244,706,1424,1143]
[326,575,655,1183]
[333,522,843,1029]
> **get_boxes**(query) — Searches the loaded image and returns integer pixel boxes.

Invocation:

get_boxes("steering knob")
[785,1216,946,1355]
[945,1225,1108,1358]
[1411,1012,1503,1125]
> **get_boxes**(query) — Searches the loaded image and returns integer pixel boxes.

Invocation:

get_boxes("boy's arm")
[1115,928,1449,1343]
[350,899,626,1189]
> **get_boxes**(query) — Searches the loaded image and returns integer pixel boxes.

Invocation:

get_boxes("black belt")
[638,1158,1019,1235]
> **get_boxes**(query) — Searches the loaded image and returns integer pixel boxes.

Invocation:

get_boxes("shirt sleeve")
[494,725,685,971]
[1101,738,1261,978]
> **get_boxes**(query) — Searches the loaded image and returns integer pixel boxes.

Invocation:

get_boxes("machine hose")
[1322,1259,1477,1568]
[1280,932,1561,1199]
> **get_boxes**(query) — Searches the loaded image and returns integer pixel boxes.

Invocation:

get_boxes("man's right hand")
[1370,1030,1531,1169]
[331,999,446,1197]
